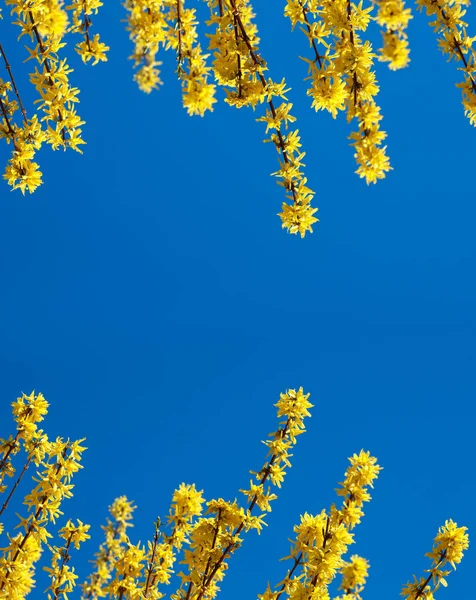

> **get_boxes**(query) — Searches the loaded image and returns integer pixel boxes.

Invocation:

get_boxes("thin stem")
[85,519,124,599]
[0,43,28,123]
[413,551,447,600]
[296,0,323,68]
[0,431,22,473]
[232,16,242,97]
[274,552,303,600]
[82,1,93,52]
[0,98,18,150]
[0,408,33,474]
[0,446,69,592]
[143,520,161,598]
[28,11,66,141]
[200,509,222,587]
[0,450,35,518]
[176,0,184,72]
[52,534,73,600]
[432,0,476,93]
[346,0,359,107]
[228,0,299,206]
[344,0,372,138]
[308,517,331,589]
[193,417,292,600]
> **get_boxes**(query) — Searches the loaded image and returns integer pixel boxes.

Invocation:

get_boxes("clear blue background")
[0,1,475,598]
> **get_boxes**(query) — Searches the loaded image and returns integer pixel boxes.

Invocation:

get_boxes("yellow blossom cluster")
[67,0,109,65]
[1,0,475,237]
[0,391,49,497]
[36,0,69,39]
[0,391,88,600]
[85,484,205,599]
[206,0,318,237]
[170,388,313,600]
[45,519,91,599]
[125,0,216,115]
[0,389,470,598]
[258,450,381,600]
[124,0,167,94]
[334,554,369,600]
[401,519,470,600]
[0,0,107,194]
[373,0,412,70]
[284,0,392,185]
[82,496,137,598]
[417,0,476,126]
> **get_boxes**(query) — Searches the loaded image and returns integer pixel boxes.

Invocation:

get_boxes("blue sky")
[0,1,475,598]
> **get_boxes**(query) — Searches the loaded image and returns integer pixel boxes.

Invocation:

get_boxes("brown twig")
[346,0,359,107]
[176,0,184,73]
[192,418,292,600]
[232,16,242,97]
[414,550,447,600]
[51,534,74,600]
[143,519,161,598]
[432,0,476,93]
[0,449,36,518]
[0,447,70,592]
[296,0,323,68]
[28,11,66,141]
[81,1,93,52]
[274,552,303,600]
[0,43,28,123]
[85,518,125,599]
[228,0,299,206]
[0,430,22,473]
[199,509,222,589]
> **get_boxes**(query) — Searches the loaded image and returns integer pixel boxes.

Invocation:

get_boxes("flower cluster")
[0,391,49,497]
[285,0,391,185]
[124,0,167,94]
[0,75,45,194]
[0,0,107,194]
[207,0,318,237]
[125,0,216,115]
[417,0,476,126]
[258,450,381,600]
[335,554,370,600]
[67,0,109,65]
[45,519,91,599]
[79,388,312,600]
[373,0,412,70]
[8,0,85,151]
[171,388,313,600]
[82,495,137,598]
[0,392,87,600]
[0,389,470,598]
[401,519,469,600]
[36,0,69,39]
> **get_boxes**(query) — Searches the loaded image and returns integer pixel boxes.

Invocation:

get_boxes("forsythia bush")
[0,391,469,599]
[0,0,475,236]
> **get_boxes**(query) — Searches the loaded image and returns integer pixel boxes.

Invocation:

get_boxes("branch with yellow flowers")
[206,0,318,237]
[342,0,391,185]
[401,520,469,600]
[333,555,370,600]
[0,439,42,519]
[67,0,109,64]
[0,389,471,599]
[0,43,28,122]
[417,0,476,126]
[257,451,382,600]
